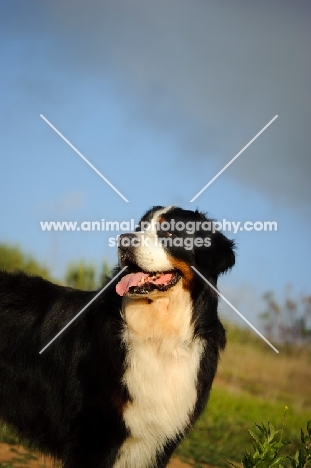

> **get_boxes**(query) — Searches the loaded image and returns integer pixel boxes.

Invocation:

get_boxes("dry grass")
[216,324,311,410]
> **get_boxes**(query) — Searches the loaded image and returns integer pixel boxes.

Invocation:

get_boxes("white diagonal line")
[40,114,129,203]
[39,267,127,354]
[190,115,278,202]
[191,266,279,353]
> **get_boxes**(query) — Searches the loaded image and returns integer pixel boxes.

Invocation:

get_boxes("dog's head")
[116,206,235,298]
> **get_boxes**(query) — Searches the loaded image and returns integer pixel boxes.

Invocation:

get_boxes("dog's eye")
[159,230,174,237]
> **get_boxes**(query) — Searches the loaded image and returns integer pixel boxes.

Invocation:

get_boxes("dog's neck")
[121,281,193,346]
[117,280,203,468]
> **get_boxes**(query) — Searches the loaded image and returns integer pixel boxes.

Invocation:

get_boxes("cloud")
[2,0,311,215]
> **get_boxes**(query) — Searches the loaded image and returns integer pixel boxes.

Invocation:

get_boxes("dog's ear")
[195,230,235,276]
[213,231,235,274]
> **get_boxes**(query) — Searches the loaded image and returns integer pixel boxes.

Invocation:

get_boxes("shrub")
[229,409,311,467]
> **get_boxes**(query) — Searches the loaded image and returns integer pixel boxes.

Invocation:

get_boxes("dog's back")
[0,270,128,467]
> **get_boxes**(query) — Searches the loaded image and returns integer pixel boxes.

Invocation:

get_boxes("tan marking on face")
[166,256,194,291]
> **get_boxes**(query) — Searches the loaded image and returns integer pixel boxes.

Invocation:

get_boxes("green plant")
[65,261,97,290]
[288,421,311,468]
[229,409,311,468]
[0,244,50,278]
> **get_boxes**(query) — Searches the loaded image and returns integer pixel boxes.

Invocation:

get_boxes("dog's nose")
[118,233,138,250]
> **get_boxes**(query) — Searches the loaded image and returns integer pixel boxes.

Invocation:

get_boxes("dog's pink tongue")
[116,271,174,296]
[116,272,149,296]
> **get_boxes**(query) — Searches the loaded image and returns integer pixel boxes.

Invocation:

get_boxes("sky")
[1,0,311,331]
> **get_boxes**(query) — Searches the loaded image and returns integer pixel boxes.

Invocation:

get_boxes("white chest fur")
[114,284,204,468]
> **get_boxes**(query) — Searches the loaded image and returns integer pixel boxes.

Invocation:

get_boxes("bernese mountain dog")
[0,206,235,468]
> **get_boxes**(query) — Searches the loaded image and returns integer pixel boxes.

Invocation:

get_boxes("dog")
[0,206,235,467]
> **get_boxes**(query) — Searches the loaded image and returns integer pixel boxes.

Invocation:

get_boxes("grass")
[1,323,310,467]
[176,385,309,467]
[218,324,311,410]
[0,425,19,446]
[175,323,311,467]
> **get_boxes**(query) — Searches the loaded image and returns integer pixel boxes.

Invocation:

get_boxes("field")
[176,324,311,467]
[1,323,310,467]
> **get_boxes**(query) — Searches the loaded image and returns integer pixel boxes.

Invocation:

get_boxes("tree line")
[0,243,111,290]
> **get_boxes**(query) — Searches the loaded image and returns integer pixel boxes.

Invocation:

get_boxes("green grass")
[174,322,311,467]
[0,425,19,445]
[176,385,309,467]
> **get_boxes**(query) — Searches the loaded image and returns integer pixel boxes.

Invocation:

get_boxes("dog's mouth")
[116,261,181,297]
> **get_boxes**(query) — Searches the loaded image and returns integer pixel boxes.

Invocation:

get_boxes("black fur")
[0,206,235,467]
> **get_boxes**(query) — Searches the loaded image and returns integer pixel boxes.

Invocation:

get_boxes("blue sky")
[1,0,310,329]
